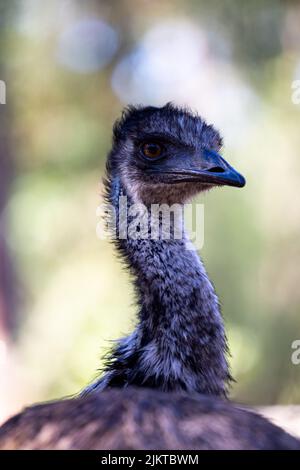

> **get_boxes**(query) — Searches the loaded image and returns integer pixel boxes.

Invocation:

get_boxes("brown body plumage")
[1,387,299,450]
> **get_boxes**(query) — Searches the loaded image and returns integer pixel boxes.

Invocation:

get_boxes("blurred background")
[0,0,300,423]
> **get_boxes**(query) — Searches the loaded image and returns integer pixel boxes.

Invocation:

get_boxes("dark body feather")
[1,388,300,450]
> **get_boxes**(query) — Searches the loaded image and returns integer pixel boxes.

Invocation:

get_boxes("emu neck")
[90,175,230,397]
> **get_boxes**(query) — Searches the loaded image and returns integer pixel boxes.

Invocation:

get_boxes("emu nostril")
[207,166,225,173]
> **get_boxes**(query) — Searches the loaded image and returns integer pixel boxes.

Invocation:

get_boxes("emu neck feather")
[85,176,230,397]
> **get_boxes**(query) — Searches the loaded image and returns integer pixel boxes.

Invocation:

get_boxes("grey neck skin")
[84,175,231,397]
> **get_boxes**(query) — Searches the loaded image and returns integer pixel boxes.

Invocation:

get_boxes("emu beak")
[196,149,246,188]
[182,149,246,188]
[147,149,246,188]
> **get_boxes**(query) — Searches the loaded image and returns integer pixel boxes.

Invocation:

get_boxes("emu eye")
[142,143,162,159]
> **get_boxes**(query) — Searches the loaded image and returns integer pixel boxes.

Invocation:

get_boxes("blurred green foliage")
[1,0,300,409]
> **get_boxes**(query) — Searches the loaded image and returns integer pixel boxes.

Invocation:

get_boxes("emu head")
[109,103,245,205]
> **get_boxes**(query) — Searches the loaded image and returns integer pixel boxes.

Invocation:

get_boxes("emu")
[0,104,299,450]
[85,103,245,396]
